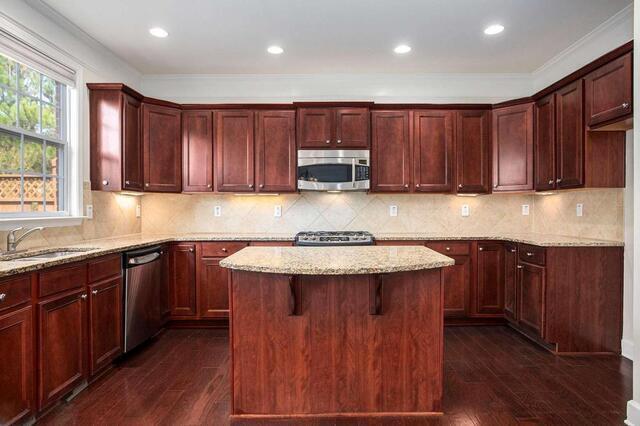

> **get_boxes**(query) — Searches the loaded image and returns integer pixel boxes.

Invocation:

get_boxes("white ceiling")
[39,0,631,75]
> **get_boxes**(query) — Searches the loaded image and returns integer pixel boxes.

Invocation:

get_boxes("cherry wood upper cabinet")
[216,110,255,192]
[297,107,370,148]
[475,242,504,316]
[534,94,557,191]
[256,110,296,193]
[0,305,34,426]
[169,243,197,317]
[88,277,122,377]
[492,103,534,192]
[142,103,182,192]
[335,108,370,148]
[555,81,584,189]
[455,110,491,194]
[414,110,454,192]
[584,52,632,128]
[89,87,143,192]
[371,111,411,192]
[182,110,213,192]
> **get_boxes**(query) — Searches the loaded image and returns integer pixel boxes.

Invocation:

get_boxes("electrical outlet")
[389,205,398,217]
[274,205,282,217]
[136,204,141,218]
[576,203,583,217]
[214,206,222,217]
[85,204,93,219]
[461,204,470,217]
[522,204,530,216]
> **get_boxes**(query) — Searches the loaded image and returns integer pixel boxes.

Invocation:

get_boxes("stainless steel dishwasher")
[123,245,163,353]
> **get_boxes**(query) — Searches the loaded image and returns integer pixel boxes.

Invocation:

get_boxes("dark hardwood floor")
[37,326,631,426]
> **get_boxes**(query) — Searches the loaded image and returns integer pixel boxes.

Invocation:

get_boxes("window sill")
[0,216,85,230]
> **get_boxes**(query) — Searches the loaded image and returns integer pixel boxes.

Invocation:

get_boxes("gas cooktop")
[294,231,375,246]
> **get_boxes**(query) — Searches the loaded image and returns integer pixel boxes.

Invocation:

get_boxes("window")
[0,52,69,216]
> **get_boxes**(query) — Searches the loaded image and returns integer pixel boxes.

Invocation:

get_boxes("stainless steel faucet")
[6,227,44,253]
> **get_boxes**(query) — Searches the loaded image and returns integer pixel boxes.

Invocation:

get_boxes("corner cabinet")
[455,110,491,194]
[534,94,557,191]
[142,103,182,192]
[555,81,584,189]
[297,107,369,148]
[492,103,534,192]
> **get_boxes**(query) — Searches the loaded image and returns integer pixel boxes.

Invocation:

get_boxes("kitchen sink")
[1,248,98,261]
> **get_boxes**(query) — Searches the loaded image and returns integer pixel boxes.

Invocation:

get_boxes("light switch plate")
[461,204,470,217]
[214,206,222,217]
[389,205,398,217]
[274,205,282,217]
[576,203,583,217]
[85,204,93,219]
[522,204,530,216]
[135,204,141,218]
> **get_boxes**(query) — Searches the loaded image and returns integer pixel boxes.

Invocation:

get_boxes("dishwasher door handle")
[128,252,161,266]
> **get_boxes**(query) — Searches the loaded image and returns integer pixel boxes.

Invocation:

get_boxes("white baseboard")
[626,400,640,425]
[622,339,635,360]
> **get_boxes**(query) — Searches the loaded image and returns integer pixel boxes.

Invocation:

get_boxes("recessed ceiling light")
[267,45,284,55]
[484,24,504,35]
[149,27,168,38]
[394,44,412,54]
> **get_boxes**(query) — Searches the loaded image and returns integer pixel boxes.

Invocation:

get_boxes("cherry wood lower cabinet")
[168,243,197,317]
[517,261,546,338]
[474,242,504,316]
[503,243,518,323]
[88,276,122,377]
[425,241,470,318]
[0,305,34,425]
[230,269,444,420]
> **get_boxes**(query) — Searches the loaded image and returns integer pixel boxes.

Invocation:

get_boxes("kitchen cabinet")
[455,110,491,194]
[492,103,534,192]
[517,261,545,338]
[555,80,584,189]
[169,243,197,317]
[370,111,411,192]
[182,110,214,192]
[414,110,454,192]
[475,242,504,316]
[0,305,34,426]
[439,252,470,318]
[143,103,182,192]
[88,85,143,192]
[256,110,297,192]
[160,248,171,322]
[87,277,122,377]
[37,288,88,410]
[534,94,557,191]
[503,243,518,323]
[297,107,369,148]
[216,110,255,192]
[584,52,632,128]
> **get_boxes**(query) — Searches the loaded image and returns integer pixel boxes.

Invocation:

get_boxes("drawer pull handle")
[288,275,301,316]
[548,179,554,185]
[0,293,6,302]
[80,294,88,300]
[517,265,524,269]
[370,274,384,315]
[445,247,451,251]
[92,290,98,295]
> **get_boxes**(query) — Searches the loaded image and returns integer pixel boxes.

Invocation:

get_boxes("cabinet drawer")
[518,244,546,266]
[38,263,87,298]
[88,254,122,283]
[426,241,470,256]
[0,274,32,312]
[201,242,248,257]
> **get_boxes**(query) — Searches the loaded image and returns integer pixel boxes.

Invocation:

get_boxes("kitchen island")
[220,246,455,422]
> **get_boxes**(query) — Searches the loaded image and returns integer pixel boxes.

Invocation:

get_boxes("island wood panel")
[555,81,584,189]
[182,110,214,192]
[230,269,443,419]
[413,110,454,192]
[256,110,297,192]
[370,111,411,192]
[492,103,534,191]
[455,110,490,193]
[534,94,557,191]
[216,110,255,192]
[142,103,182,192]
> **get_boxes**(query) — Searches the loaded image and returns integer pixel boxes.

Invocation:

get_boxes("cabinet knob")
[517,265,524,269]
[0,293,6,302]
[526,252,534,256]
[479,247,484,251]
[622,102,630,109]
[336,139,342,144]
[259,184,264,188]
[458,184,463,189]
[125,180,130,185]
[145,183,150,187]
[493,184,498,189]
[404,184,409,188]
[249,184,254,188]
[415,184,419,188]
[556,178,562,183]
[548,179,554,185]
[325,140,330,144]
[222,248,228,252]
[207,184,212,188]
[92,290,98,295]
[189,248,194,252]
[80,294,88,300]
[510,249,516,253]
[102,179,109,186]
[445,247,451,251]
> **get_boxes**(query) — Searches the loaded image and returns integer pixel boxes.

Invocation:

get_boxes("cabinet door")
[518,262,545,338]
[199,258,230,318]
[256,110,296,192]
[455,110,490,193]
[182,110,213,192]
[414,110,454,192]
[122,94,144,191]
[555,81,584,189]
[534,94,556,191]
[0,306,34,426]
[503,243,518,322]
[585,52,632,128]
[215,110,255,192]
[475,243,504,316]
[371,111,411,192]
[297,108,333,148]
[492,103,534,192]
[38,289,87,410]
[169,244,197,316]
[143,103,182,192]
[335,108,370,148]
[442,255,470,318]
[88,277,122,377]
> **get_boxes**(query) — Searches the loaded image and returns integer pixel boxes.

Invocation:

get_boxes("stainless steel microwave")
[297,150,370,191]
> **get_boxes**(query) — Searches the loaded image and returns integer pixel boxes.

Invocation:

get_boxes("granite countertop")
[0,231,623,279]
[220,246,455,275]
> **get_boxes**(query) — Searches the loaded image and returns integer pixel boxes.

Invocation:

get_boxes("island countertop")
[219,245,455,275]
